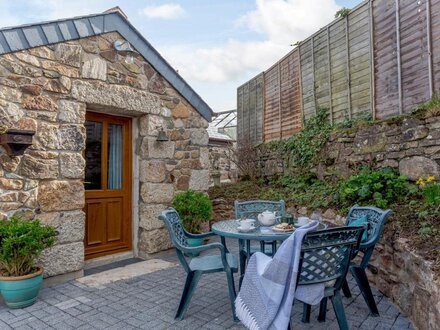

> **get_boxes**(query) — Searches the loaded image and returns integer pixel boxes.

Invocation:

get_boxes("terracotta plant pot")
[0,268,44,309]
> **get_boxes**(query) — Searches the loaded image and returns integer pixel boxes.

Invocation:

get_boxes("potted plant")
[0,215,56,309]
[172,189,213,248]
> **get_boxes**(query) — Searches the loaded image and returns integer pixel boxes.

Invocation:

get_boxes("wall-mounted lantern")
[113,40,136,64]
[156,127,169,142]
[0,129,35,156]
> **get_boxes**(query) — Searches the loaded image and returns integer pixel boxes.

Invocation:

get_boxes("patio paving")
[0,238,414,330]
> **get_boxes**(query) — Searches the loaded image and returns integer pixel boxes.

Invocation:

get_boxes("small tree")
[225,137,260,181]
[173,190,213,234]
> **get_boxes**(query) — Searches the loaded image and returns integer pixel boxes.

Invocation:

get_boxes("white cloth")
[235,221,324,330]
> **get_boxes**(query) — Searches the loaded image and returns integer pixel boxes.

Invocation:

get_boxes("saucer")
[237,226,255,233]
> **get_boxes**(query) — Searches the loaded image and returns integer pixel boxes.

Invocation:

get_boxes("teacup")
[239,219,255,230]
[297,216,310,226]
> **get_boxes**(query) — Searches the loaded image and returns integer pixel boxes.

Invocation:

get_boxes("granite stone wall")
[0,32,210,276]
[259,114,440,181]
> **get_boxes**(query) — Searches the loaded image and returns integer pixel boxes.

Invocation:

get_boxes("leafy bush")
[339,167,413,208]
[173,190,212,234]
[267,109,331,172]
[0,216,56,277]
[416,176,440,207]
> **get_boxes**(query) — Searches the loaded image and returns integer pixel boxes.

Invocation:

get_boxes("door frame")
[84,111,133,260]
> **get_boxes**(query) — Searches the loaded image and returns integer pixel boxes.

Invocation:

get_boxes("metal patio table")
[211,220,327,285]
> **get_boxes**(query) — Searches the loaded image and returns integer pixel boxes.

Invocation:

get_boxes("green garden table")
[212,220,327,286]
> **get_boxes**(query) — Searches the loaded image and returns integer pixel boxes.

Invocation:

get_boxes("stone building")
[0,8,212,279]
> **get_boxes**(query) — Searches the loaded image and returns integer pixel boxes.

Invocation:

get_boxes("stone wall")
[208,143,237,185]
[367,237,440,330]
[0,32,209,276]
[259,115,440,180]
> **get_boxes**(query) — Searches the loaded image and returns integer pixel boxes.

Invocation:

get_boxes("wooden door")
[84,112,132,259]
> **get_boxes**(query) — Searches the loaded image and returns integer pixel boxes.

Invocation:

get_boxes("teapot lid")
[262,210,274,214]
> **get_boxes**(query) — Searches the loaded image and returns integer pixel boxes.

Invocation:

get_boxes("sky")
[0,0,360,113]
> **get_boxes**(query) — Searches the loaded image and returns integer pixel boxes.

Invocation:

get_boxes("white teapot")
[258,210,277,226]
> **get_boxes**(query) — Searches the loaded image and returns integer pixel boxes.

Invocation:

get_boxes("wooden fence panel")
[255,74,264,144]
[264,64,281,141]
[373,0,399,119]
[329,19,349,123]
[430,0,440,93]
[348,2,372,118]
[279,49,302,138]
[314,29,331,111]
[237,84,244,142]
[399,0,430,113]
[236,74,264,145]
[250,78,258,143]
[300,39,315,121]
[238,0,440,143]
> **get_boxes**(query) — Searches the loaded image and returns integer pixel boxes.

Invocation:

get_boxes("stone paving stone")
[0,239,414,330]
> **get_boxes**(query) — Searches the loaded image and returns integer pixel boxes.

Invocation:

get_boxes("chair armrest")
[186,231,216,239]
[180,242,230,271]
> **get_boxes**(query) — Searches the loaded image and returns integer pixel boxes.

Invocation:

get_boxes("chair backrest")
[159,208,192,272]
[159,208,189,249]
[298,226,364,289]
[234,200,286,220]
[345,205,392,249]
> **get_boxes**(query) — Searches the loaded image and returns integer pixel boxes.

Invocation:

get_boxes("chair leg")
[318,298,327,322]
[225,270,238,321]
[301,303,311,323]
[330,291,349,330]
[239,251,246,289]
[351,266,379,316]
[175,271,202,320]
[342,279,352,298]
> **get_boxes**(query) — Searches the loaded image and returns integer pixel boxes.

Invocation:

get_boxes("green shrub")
[339,167,413,208]
[0,215,56,277]
[416,176,440,206]
[172,190,212,234]
[267,109,331,172]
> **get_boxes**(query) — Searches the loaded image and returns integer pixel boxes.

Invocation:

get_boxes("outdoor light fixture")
[0,129,35,156]
[113,40,135,64]
[156,127,169,142]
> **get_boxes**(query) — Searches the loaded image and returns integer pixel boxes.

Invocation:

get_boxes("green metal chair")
[234,200,286,284]
[159,208,238,321]
[289,226,365,330]
[304,205,393,323]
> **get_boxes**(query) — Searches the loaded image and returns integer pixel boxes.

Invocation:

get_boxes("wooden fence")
[237,0,440,144]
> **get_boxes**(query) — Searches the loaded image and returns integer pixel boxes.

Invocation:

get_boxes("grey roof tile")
[0,11,213,121]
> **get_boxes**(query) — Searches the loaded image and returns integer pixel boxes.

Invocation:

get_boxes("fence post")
[278,62,282,140]
[395,0,403,114]
[327,26,333,124]
[311,37,317,115]
[426,0,434,98]
[369,0,376,120]
[345,15,352,120]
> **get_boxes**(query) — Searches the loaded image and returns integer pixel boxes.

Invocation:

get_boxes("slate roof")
[0,9,213,121]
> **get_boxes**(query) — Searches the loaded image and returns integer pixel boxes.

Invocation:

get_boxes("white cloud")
[163,0,340,84]
[141,3,185,20]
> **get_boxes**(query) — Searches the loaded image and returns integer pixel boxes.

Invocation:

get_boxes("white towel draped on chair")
[235,221,324,330]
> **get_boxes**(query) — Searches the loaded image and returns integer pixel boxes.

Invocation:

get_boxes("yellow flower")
[426,176,436,183]
[416,178,425,186]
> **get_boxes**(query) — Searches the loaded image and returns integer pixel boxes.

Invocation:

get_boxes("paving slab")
[0,238,413,329]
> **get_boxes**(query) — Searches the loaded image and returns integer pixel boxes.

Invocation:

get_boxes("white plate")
[237,226,256,233]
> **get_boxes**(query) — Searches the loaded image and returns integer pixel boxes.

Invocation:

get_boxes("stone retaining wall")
[368,237,440,330]
[0,32,210,276]
[260,114,440,180]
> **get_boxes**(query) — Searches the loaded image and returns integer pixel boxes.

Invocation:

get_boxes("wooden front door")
[84,112,132,259]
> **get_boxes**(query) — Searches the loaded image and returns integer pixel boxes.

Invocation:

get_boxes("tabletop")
[211,220,327,241]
